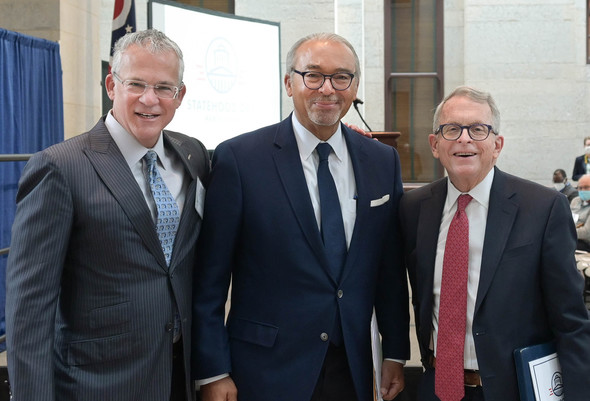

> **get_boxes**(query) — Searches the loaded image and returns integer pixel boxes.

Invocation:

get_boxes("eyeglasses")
[112,72,182,99]
[292,70,355,91]
[436,123,494,141]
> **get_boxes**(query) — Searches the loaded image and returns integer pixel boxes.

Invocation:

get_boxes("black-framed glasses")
[436,123,494,141]
[292,70,355,91]
[112,72,182,99]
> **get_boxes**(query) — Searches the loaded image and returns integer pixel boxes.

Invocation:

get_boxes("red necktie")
[435,194,472,401]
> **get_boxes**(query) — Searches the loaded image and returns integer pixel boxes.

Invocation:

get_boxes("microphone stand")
[352,97,373,132]
[353,98,373,132]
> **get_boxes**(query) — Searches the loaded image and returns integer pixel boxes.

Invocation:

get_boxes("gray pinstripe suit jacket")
[6,117,209,401]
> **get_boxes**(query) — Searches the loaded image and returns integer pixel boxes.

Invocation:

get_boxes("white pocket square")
[370,194,390,207]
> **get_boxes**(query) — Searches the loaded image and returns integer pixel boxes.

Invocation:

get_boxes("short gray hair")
[285,32,361,81]
[433,86,501,134]
[111,29,184,85]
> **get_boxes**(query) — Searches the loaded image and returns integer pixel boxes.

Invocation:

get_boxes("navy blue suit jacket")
[400,167,590,401]
[572,154,588,181]
[192,115,410,401]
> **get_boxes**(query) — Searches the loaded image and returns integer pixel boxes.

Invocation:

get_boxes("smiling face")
[284,39,358,141]
[105,44,186,148]
[429,95,504,192]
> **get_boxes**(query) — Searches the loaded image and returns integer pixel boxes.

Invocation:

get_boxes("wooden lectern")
[371,132,401,149]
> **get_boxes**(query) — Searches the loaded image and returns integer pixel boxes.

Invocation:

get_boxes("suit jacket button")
[337,290,343,298]
[320,333,329,342]
[165,322,174,332]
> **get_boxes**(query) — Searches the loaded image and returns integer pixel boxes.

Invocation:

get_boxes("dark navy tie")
[316,143,347,281]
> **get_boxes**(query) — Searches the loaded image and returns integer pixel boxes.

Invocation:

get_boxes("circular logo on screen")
[206,38,237,93]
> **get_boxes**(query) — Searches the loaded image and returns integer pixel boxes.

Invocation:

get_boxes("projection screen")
[149,0,281,150]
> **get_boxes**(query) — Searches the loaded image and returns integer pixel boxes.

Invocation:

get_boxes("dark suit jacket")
[561,183,578,203]
[6,117,209,401]
[400,167,590,401]
[572,154,588,181]
[192,115,410,401]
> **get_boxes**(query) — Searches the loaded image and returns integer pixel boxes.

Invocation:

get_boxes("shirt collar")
[291,113,345,162]
[446,168,495,211]
[105,111,166,169]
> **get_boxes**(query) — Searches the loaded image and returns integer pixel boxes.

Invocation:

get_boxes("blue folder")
[513,342,560,401]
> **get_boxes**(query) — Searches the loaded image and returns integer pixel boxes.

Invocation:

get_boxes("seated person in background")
[553,168,578,203]
[572,136,590,181]
[571,174,590,251]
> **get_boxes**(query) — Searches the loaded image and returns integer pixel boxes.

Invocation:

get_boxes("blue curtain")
[0,28,64,347]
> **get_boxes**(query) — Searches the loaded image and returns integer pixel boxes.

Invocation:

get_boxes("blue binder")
[513,342,561,401]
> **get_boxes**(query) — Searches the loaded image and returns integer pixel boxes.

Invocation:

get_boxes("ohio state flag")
[109,0,136,68]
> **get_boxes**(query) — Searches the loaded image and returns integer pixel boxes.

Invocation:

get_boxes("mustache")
[311,96,340,102]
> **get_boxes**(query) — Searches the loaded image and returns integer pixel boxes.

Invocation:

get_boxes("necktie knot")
[316,142,332,162]
[457,194,472,213]
[145,149,158,166]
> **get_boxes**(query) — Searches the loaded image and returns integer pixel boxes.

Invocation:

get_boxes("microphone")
[352,98,372,132]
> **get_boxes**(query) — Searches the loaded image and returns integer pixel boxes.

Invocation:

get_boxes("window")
[385,0,443,182]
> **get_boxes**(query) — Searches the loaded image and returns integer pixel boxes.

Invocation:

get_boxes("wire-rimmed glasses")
[112,72,182,99]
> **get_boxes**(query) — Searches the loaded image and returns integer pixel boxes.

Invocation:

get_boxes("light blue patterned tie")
[145,150,180,266]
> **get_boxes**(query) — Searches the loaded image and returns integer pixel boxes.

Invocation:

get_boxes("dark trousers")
[310,343,358,401]
[170,339,187,401]
[417,368,485,401]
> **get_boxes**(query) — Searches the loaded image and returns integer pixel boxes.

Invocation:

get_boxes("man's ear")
[105,74,116,101]
[428,134,440,159]
[284,73,293,97]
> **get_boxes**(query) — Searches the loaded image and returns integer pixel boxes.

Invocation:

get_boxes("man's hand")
[199,376,238,401]
[380,360,405,400]
[344,122,373,138]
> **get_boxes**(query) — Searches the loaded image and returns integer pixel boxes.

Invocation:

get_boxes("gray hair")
[111,29,184,85]
[285,32,361,81]
[433,85,501,134]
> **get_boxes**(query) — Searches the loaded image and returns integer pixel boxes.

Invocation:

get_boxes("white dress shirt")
[105,112,188,218]
[291,113,357,245]
[432,168,494,370]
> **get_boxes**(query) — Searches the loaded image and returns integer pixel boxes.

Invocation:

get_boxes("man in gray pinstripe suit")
[5,30,209,401]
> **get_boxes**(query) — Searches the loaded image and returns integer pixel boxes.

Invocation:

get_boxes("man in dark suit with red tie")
[192,33,409,401]
[400,86,590,401]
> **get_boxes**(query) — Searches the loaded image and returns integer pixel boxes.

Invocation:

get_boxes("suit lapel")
[164,132,201,273]
[84,120,168,270]
[272,116,329,276]
[164,131,201,181]
[416,179,447,311]
[475,169,518,313]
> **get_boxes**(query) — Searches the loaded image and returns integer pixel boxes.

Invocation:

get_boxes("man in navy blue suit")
[571,136,590,181]
[192,33,410,401]
[400,86,590,401]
